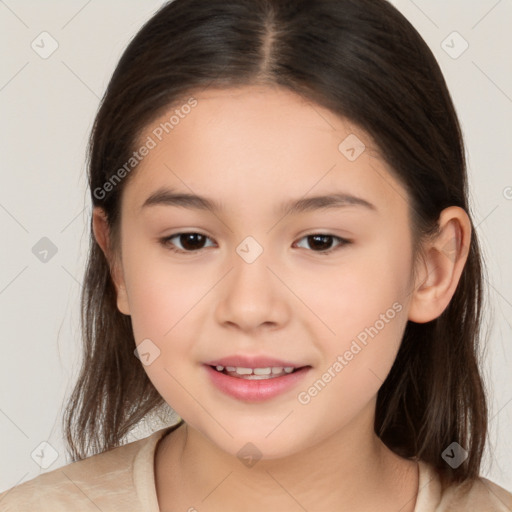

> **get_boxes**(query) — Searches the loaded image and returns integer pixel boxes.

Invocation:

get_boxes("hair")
[63,0,489,486]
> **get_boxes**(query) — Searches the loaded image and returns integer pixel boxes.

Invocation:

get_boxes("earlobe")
[92,207,131,316]
[407,206,471,323]
[115,286,131,317]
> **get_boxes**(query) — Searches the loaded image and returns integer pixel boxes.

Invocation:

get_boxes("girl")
[1,0,511,510]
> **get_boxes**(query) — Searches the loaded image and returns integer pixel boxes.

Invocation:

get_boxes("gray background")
[1,0,511,494]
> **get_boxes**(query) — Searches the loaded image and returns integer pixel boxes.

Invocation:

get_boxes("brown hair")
[63,0,489,485]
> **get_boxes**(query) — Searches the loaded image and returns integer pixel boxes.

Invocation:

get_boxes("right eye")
[159,232,217,254]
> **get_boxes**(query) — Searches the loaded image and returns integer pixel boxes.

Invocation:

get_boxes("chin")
[191,415,315,462]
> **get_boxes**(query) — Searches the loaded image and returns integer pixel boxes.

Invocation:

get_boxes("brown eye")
[294,234,351,254]
[160,232,216,253]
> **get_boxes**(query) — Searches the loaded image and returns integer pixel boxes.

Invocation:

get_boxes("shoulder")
[417,461,512,511]
[439,476,512,511]
[0,427,170,511]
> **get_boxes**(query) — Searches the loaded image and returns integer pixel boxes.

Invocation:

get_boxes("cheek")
[295,238,412,344]
[121,244,211,342]
[296,301,408,434]
[296,241,412,403]
[122,255,208,416]
[121,247,214,396]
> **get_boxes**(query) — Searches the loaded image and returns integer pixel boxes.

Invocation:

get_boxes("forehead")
[122,85,409,219]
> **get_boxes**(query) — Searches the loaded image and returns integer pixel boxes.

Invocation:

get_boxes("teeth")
[253,367,271,375]
[212,365,297,377]
[235,367,253,375]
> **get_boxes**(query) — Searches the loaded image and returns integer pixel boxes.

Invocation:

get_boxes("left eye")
[160,232,351,254]
[293,234,350,254]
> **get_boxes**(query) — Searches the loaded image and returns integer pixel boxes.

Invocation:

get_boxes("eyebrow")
[140,187,377,215]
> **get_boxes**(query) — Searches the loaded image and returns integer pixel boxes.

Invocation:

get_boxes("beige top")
[1,425,511,511]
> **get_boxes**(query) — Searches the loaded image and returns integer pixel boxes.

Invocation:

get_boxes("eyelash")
[159,232,352,255]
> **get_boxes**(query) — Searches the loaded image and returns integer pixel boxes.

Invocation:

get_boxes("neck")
[155,401,419,512]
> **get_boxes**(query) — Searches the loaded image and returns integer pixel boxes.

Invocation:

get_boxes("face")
[107,85,418,459]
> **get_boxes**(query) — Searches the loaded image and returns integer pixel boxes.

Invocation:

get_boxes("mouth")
[203,361,312,402]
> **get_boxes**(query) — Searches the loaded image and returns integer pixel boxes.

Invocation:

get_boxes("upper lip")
[204,355,306,368]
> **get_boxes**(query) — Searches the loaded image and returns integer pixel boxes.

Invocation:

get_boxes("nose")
[214,248,291,333]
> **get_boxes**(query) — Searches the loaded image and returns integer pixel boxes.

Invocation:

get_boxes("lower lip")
[204,364,311,402]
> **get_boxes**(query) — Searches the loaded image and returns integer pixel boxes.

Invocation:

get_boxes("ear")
[408,206,471,323]
[92,207,131,316]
